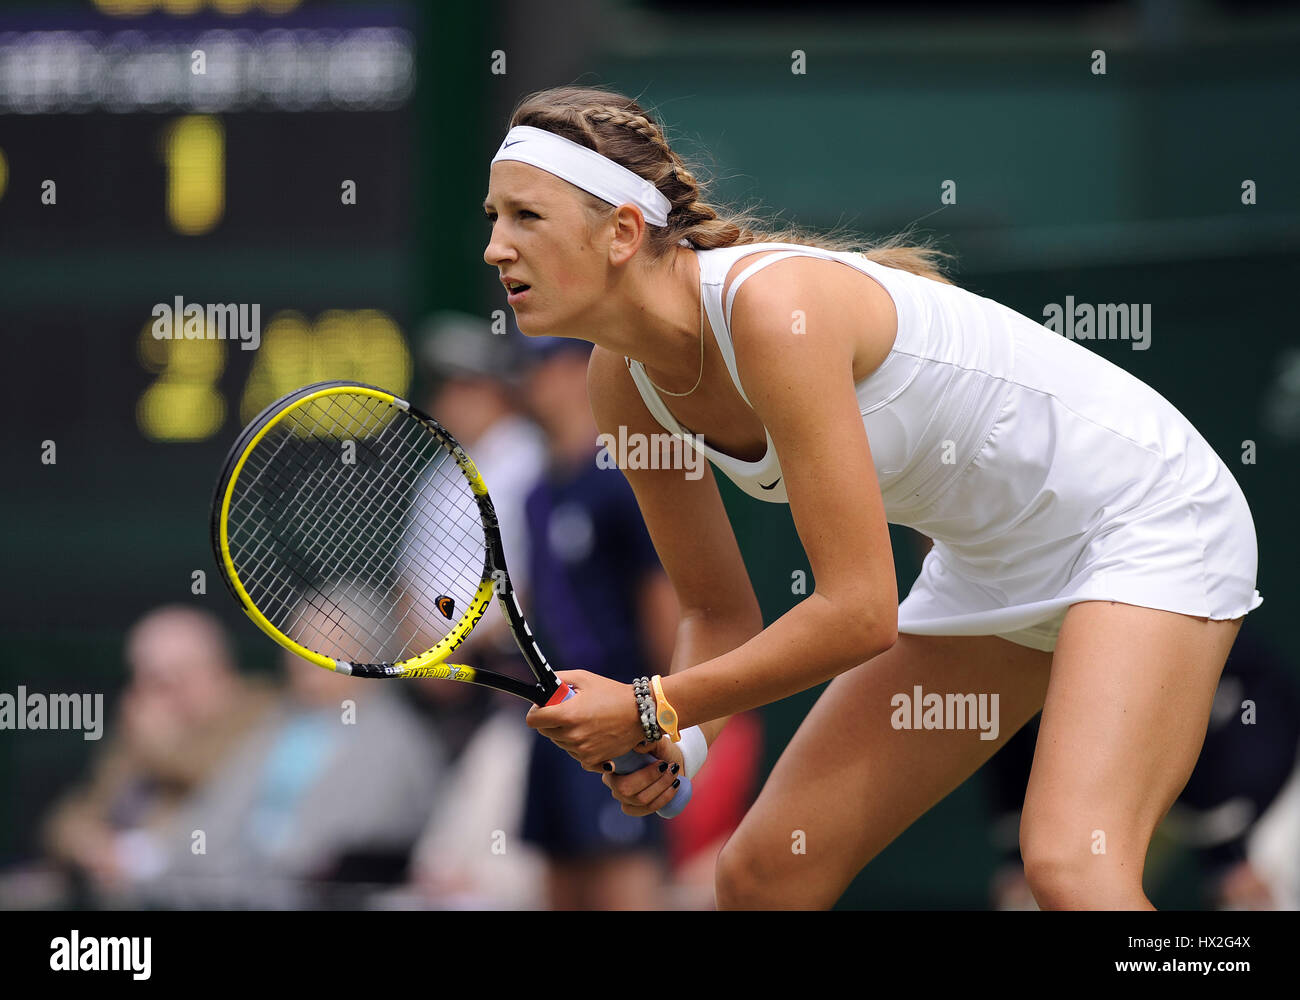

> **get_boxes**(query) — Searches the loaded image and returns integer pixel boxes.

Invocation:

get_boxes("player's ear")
[606,203,647,265]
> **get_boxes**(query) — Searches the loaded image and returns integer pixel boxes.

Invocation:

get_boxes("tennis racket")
[209,379,690,818]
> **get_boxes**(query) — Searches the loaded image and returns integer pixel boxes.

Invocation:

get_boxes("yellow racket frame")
[214,383,494,681]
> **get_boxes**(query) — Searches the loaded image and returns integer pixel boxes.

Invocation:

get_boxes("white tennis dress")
[625,241,1263,652]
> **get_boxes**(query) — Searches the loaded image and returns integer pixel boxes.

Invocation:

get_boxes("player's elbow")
[818,589,897,661]
[860,618,897,661]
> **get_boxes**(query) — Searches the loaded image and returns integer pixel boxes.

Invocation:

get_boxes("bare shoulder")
[723,250,897,384]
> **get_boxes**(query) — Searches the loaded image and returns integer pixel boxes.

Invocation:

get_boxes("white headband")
[490,124,674,227]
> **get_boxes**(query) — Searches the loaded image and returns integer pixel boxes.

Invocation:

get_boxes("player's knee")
[1020,814,1079,908]
[1020,827,1143,910]
[714,832,786,910]
[1020,850,1089,910]
[713,835,761,909]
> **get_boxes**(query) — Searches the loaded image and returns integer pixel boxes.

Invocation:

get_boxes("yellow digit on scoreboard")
[239,310,412,425]
[161,115,225,236]
[137,323,228,441]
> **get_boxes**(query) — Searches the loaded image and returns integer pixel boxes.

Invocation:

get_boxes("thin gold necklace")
[645,275,705,398]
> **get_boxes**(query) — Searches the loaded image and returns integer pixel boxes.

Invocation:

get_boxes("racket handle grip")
[551,684,692,819]
[609,751,693,819]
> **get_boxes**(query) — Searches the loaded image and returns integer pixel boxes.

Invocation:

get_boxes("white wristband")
[678,725,708,781]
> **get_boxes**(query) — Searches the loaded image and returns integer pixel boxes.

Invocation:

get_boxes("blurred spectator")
[41,605,277,902]
[396,311,548,754]
[136,599,443,909]
[395,312,549,908]
[516,338,680,909]
[1163,631,1300,908]
[402,309,545,619]
[984,629,1300,910]
[1246,742,1300,911]
[402,702,546,909]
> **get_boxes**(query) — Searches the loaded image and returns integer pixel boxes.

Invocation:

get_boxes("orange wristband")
[650,674,680,743]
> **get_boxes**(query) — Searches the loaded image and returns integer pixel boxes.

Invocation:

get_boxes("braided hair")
[506,85,953,284]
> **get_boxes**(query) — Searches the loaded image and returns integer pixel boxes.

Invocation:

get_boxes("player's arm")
[588,345,764,757]
[655,260,899,728]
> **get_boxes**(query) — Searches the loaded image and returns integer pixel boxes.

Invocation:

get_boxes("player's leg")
[544,851,663,909]
[1018,601,1244,909]
[714,632,1053,909]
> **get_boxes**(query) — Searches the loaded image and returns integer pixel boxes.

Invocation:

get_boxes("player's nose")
[483,225,515,268]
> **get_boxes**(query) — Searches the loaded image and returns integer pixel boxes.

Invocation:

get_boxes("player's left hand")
[525,670,647,770]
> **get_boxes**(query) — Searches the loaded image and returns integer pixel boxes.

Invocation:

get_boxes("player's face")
[483,161,606,336]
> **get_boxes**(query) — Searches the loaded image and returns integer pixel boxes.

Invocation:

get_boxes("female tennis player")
[490,86,1263,909]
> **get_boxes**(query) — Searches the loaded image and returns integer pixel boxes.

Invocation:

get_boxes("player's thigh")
[1021,602,1243,886]
[721,631,1052,903]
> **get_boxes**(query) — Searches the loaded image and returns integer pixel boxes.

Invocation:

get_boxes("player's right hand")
[602,737,685,816]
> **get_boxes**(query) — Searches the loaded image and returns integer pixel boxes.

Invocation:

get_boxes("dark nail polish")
[671,763,680,774]
[672,778,680,788]
[658,761,669,772]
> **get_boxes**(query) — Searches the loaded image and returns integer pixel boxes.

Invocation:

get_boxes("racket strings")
[238,398,481,661]
[230,400,415,659]
[285,416,419,603]
[224,392,491,664]
[304,398,486,655]
[233,401,412,638]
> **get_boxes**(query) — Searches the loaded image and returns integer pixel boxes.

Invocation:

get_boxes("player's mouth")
[503,280,531,304]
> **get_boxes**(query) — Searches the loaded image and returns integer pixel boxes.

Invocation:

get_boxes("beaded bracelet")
[633,676,661,743]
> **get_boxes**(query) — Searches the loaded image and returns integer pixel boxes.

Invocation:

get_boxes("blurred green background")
[1,0,1297,908]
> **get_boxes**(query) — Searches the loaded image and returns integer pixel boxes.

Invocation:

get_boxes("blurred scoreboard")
[0,1,420,630]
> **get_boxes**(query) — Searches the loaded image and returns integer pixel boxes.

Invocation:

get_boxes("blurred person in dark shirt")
[517,338,680,909]
[1163,631,1300,909]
